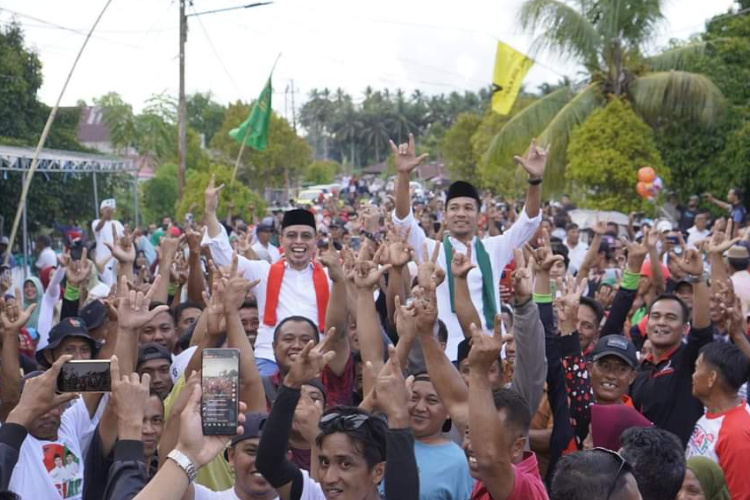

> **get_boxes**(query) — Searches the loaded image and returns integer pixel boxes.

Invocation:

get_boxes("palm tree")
[486,0,725,187]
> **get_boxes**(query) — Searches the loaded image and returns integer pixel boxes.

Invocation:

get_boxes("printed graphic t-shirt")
[8,398,101,500]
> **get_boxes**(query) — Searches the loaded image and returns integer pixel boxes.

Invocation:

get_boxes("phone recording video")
[349,235,361,251]
[201,348,240,436]
[57,360,111,393]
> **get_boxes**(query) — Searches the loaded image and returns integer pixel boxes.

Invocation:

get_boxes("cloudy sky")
[0,0,738,117]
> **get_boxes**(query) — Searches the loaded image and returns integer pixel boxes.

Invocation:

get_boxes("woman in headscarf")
[19,277,44,356]
[678,456,731,500]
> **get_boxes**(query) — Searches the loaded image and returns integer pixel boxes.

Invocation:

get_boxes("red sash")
[263,260,329,332]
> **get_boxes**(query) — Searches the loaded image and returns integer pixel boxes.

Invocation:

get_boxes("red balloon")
[638,167,656,183]
[636,182,650,198]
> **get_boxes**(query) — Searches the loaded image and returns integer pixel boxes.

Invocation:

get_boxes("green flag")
[230,76,272,151]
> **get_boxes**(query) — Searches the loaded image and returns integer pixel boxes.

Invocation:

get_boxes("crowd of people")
[0,133,749,500]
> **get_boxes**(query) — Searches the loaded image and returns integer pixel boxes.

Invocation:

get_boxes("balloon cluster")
[636,167,663,200]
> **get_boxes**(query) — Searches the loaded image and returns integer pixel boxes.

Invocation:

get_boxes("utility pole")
[177,1,273,198]
[178,0,187,198]
[290,79,297,132]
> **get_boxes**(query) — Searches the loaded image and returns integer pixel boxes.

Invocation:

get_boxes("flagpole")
[230,53,282,186]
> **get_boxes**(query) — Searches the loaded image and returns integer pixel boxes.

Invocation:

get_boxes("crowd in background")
[0,135,749,500]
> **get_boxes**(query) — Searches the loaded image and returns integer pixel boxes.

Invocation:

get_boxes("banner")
[492,41,534,115]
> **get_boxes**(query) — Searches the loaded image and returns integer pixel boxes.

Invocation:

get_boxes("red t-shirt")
[471,452,549,500]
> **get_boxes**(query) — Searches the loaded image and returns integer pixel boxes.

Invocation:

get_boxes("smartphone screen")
[350,236,360,251]
[57,360,111,393]
[201,348,240,436]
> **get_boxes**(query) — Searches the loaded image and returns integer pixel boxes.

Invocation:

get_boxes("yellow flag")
[492,42,534,115]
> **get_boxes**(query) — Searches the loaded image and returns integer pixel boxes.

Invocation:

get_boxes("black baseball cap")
[591,336,639,369]
[36,317,101,368]
[79,300,107,332]
[225,412,268,459]
[137,343,172,368]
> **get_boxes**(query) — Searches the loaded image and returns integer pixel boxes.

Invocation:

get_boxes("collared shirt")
[202,226,330,362]
[630,325,713,445]
[252,241,281,264]
[564,240,588,275]
[392,207,540,360]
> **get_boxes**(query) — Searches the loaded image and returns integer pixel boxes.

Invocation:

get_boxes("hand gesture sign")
[451,245,475,279]
[157,234,183,265]
[592,218,608,237]
[513,138,549,179]
[416,242,445,291]
[204,173,225,214]
[0,291,36,332]
[467,322,511,374]
[284,331,337,389]
[389,133,428,175]
[365,345,413,424]
[704,228,740,256]
[555,276,588,336]
[394,295,418,342]
[103,225,135,264]
[116,274,170,331]
[414,285,439,334]
[184,226,203,255]
[353,245,391,290]
[382,225,412,269]
[670,248,704,277]
[525,229,562,272]
[318,239,345,283]
[66,247,92,286]
[512,248,534,303]
[223,273,260,314]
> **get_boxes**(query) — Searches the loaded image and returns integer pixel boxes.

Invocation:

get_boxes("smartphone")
[350,235,361,251]
[666,235,680,245]
[201,348,240,436]
[57,360,111,393]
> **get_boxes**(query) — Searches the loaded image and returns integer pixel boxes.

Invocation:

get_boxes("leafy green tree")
[566,99,667,212]
[211,102,312,190]
[187,92,226,145]
[176,164,265,221]
[304,160,340,185]
[141,164,179,224]
[443,113,482,180]
[486,0,725,191]
[0,21,43,141]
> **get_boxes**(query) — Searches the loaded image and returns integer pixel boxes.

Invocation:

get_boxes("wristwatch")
[684,272,709,284]
[527,177,543,186]
[168,449,197,482]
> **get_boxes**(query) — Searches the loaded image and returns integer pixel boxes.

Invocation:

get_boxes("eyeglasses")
[592,447,629,500]
[319,412,370,431]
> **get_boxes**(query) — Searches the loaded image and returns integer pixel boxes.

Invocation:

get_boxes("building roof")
[0,145,136,172]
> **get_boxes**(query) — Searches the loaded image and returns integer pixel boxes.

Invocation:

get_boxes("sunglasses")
[318,411,385,432]
[592,447,629,499]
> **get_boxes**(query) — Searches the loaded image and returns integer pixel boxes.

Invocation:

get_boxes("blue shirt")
[413,440,473,500]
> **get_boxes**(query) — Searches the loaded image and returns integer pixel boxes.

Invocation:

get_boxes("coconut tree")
[485,0,725,189]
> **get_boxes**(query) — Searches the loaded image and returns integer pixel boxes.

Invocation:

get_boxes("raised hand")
[223,275,260,313]
[671,248,705,277]
[157,235,182,265]
[383,225,412,269]
[171,251,189,285]
[204,173,225,214]
[176,379,247,469]
[109,356,150,437]
[389,133,428,175]
[184,226,203,255]
[467,322,506,374]
[202,275,226,337]
[525,229,562,272]
[284,336,336,389]
[395,295,418,342]
[367,345,412,425]
[103,224,135,264]
[353,245,391,290]
[66,247,92,286]
[512,248,534,303]
[6,354,79,427]
[0,292,36,331]
[555,276,588,335]
[116,275,170,331]
[451,245,475,279]
[704,229,740,255]
[318,239,345,283]
[416,242,445,291]
[513,138,549,179]
[413,285,438,333]
[595,284,615,311]
[292,393,324,445]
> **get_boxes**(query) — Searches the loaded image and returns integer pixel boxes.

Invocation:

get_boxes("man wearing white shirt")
[202,176,347,376]
[686,212,710,247]
[91,199,124,286]
[564,223,589,274]
[390,134,546,360]
[251,221,281,264]
[35,235,57,271]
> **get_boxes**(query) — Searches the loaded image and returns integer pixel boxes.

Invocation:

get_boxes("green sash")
[443,236,497,329]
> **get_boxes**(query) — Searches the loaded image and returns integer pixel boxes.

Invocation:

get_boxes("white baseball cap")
[100,199,116,211]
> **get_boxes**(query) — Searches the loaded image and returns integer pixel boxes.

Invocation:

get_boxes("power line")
[188,3,243,95]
